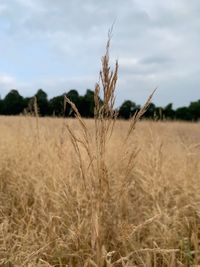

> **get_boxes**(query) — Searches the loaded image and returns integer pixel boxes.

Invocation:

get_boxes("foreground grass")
[0,116,200,266]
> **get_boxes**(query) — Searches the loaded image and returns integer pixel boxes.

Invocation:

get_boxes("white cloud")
[0,74,16,96]
[0,73,15,85]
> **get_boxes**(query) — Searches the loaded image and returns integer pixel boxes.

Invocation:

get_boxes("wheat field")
[0,115,200,267]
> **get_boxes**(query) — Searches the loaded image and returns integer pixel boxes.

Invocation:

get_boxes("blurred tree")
[144,102,156,119]
[175,107,192,121]
[0,88,199,122]
[79,89,95,117]
[155,106,164,120]
[118,100,139,119]
[2,89,25,115]
[188,100,200,121]
[0,96,3,114]
[23,97,32,113]
[65,89,80,117]
[164,103,175,120]
[35,89,49,116]
[49,95,64,116]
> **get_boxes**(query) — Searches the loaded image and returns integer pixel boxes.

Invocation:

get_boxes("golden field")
[0,116,200,266]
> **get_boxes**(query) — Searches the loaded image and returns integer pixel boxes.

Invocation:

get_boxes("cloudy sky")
[0,0,200,107]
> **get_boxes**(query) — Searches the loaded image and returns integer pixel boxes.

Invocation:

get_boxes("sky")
[0,0,200,108]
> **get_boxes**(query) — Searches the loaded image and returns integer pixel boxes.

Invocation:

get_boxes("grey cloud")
[139,56,171,65]
[0,0,200,106]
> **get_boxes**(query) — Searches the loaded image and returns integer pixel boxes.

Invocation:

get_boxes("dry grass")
[0,117,200,266]
[0,38,200,266]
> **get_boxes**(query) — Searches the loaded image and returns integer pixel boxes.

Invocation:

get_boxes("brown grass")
[0,37,200,266]
[0,117,200,266]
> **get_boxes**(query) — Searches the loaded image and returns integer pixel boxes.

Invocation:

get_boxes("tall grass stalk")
[64,33,156,266]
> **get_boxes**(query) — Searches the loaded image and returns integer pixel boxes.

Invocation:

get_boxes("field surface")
[0,116,200,266]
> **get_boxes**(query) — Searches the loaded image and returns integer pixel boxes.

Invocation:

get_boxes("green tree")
[144,102,156,119]
[188,100,200,121]
[79,89,95,117]
[49,95,64,116]
[155,107,164,120]
[175,107,192,121]
[65,89,80,117]
[2,89,25,115]
[23,97,32,112]
[164,103,175,120]
[35,89,49,116]
[0,97,3,114]
[118,100,139,119]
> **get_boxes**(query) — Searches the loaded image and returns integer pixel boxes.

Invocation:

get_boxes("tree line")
[0,88,199,121]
